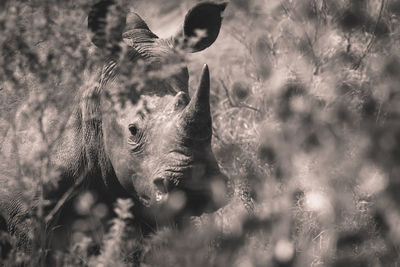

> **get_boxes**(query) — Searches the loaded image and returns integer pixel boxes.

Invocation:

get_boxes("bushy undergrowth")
[1,0,400,266]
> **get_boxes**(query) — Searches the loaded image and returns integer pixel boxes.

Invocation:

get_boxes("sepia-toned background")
[1,0,400,266]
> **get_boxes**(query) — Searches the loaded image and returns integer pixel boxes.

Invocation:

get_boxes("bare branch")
[45,171,87,224]
[281,1,321,74]
[219,79,261,113]
[352,0,386,70]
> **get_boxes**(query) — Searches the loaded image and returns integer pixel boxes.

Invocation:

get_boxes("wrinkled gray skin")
[0,1,230,252]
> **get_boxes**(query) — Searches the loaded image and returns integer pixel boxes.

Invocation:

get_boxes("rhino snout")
[152,167,231,216]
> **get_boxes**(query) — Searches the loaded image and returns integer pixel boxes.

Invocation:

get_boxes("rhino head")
[87,1,230,218]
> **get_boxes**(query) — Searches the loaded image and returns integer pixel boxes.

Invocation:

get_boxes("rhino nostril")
[153,178,168,193]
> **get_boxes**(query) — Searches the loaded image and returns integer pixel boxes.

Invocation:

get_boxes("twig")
[375,101,382,124]
[281,1,321,75]
[44,171,87,224]
[212,125,229,147]
[225,28,259,75]
[352,0,386,70]
[345,33,352,53]
[219,79,261,113]
[304,33,321,75]
[34,40,47,47]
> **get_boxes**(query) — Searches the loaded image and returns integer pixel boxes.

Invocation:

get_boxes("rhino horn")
[181,64,212,141]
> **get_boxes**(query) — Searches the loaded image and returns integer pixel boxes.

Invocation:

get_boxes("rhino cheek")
[102,116,136,193]
[106,143,135,192]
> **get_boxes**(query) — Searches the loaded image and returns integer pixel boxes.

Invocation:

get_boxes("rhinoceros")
[0,0,230,252]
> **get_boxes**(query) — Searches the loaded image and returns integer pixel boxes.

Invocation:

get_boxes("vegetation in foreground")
[1,0,400,266]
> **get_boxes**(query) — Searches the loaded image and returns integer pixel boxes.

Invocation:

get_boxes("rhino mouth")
[151,164,230,216]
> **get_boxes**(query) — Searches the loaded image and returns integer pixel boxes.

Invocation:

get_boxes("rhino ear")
[122,12,159,45]
[88,0,127,50]
[174,2,227,53]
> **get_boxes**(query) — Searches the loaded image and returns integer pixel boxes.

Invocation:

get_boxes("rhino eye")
[128,124,138,136]
[128,123,144,152]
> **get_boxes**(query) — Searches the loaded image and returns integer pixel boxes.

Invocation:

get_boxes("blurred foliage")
[1,0,400,266]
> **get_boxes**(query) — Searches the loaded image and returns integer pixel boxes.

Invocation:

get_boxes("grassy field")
[1,0,400,266]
